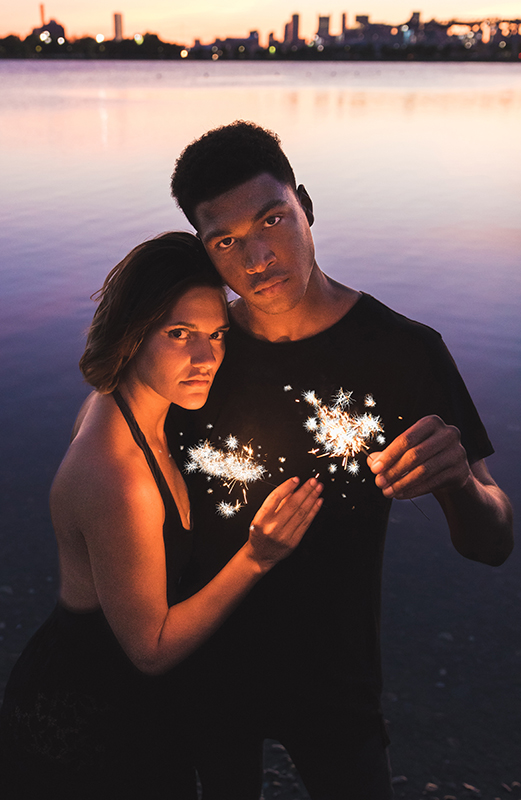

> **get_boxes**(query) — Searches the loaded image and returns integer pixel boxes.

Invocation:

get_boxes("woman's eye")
[210,330,227,341]
[264,215,281,227]
[168,329,189,340]
[217,237,234,250]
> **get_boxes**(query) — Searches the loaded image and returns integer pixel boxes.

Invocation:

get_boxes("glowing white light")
[364,394,376,407]
[302,389,384,470]
[185,438,266,505]
[134,33,144,44]
[96,34,105,43]
[328,464,338,474]
[180,49,188,58]
[333,389,353,408]
[217,500,242,518]
[283,385,293,392]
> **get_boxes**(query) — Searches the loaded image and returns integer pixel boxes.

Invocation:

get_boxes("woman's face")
[132,285,228,409]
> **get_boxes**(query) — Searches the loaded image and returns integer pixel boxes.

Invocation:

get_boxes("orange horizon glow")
[2,3,520,47]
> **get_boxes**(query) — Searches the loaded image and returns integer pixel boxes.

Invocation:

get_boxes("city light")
[1,6,519,60]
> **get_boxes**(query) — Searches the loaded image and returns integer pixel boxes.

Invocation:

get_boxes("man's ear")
[297,184,314,226]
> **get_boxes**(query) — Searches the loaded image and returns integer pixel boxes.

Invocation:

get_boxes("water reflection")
[0,58,519,795]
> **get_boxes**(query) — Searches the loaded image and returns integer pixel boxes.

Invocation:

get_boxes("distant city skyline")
[3,1,520,45]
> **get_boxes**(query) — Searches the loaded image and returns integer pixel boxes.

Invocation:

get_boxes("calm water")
[0,60,520,791]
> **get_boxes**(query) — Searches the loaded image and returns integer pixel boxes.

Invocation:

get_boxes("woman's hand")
[246,477,323,572]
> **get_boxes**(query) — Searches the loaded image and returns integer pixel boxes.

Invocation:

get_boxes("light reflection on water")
[0,64,519,543]
[1,62,519,450]
[0,60,520,784]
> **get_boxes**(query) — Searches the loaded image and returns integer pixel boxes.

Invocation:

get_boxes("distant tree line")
[0,31,519,61]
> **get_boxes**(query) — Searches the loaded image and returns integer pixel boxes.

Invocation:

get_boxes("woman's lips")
[181,378,211,387]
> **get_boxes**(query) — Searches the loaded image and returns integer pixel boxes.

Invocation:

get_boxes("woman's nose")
[190,337,216,366]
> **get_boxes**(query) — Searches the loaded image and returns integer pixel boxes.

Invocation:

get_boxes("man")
[168,121,513,800]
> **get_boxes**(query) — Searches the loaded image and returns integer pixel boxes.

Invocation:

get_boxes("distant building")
[193,30,261,57]
[114,13,123,42]
[32,18,65,40]
[282,14,305,49]
[317,16,330,39]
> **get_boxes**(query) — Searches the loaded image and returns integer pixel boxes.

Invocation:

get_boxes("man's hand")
[367,414,513,566]
[366,415,470,500]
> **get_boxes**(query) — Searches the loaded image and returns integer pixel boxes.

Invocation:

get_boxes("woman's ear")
[297,184,314,226]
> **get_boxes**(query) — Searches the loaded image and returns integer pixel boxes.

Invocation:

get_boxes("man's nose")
[244,238,275,274]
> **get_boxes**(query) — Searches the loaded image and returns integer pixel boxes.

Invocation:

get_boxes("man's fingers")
[377,447,469,498]
[368,416,449,475]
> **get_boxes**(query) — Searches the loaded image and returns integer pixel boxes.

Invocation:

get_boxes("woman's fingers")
[253,477,321,530]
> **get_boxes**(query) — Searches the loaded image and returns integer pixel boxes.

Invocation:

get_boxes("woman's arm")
[73,463,322,675]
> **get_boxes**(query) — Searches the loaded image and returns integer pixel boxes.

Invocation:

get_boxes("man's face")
[195,173,316,316]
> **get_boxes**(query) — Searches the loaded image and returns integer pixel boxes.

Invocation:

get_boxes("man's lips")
[252,275,288,294]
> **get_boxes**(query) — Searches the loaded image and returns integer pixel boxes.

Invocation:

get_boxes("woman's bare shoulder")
[51,393,161,524]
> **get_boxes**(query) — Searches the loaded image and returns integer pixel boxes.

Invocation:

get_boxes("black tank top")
[112,389,192,605]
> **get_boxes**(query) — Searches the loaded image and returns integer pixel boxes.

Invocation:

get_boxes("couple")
[0,122,513,799]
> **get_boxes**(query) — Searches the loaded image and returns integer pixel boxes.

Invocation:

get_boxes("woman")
[0,232,323,798]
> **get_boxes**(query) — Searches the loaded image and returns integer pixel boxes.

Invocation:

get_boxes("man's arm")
[367,415,514,566]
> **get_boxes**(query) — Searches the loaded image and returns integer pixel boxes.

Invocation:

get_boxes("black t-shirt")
[167,293,493,721]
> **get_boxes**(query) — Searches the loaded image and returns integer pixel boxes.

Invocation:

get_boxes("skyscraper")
[284,14,300,44]
[317,16,330,39]
[114,13,123,42]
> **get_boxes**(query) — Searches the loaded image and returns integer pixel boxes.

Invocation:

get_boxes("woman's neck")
[116,376,171,454]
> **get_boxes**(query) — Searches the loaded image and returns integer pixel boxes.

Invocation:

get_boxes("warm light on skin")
[196,173,316,325]
[128,285,228,411]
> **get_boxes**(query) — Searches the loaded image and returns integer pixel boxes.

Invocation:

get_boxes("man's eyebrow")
[203,198,289,244]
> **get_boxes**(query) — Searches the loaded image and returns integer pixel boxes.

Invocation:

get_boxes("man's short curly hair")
[170,120,297,229]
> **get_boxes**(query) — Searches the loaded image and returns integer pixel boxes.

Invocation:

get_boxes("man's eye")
[264,216,281,227]
[168,329,189,340]
[217,237,234,249]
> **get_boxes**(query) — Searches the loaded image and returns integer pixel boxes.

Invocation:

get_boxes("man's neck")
[230,269,361,343]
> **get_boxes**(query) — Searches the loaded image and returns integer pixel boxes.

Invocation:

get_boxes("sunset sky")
[3,1,520,45]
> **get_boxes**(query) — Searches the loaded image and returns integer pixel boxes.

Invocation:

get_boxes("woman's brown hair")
[79,232,224,393]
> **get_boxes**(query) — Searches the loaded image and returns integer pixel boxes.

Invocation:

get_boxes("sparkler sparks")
[302,389,384,471]
[185,437,266,510]
[217,500,242,518]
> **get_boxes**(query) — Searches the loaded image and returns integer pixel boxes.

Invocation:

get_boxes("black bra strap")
[112,389,171,505]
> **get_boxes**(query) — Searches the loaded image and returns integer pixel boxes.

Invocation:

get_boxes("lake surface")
[0,60,520,795]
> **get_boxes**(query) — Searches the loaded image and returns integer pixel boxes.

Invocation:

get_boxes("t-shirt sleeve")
[410,329,494,465]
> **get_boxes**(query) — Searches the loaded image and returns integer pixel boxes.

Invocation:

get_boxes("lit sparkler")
[302,389,384,471]
[185,438,266,507]
[217,500,243,518]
